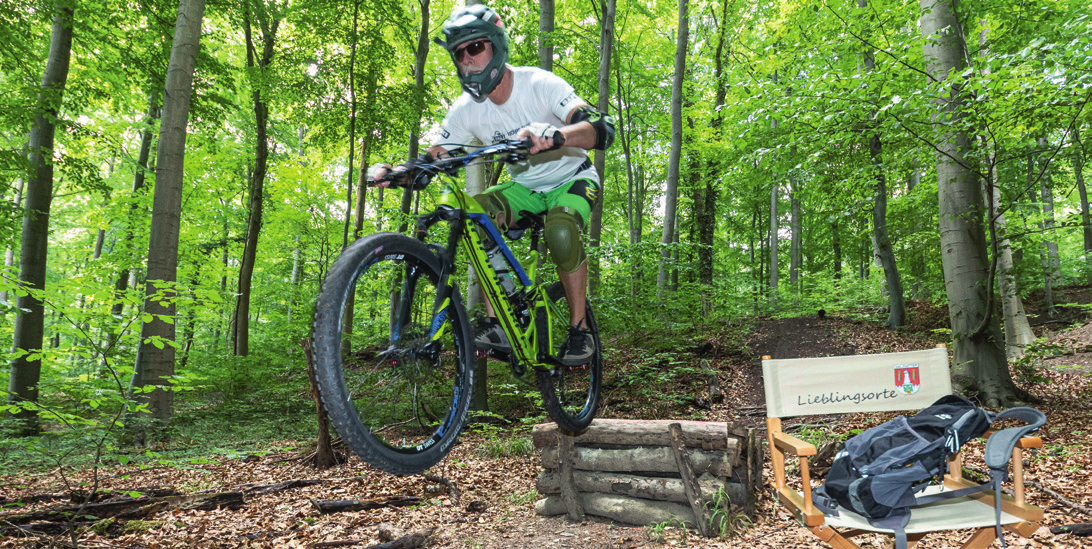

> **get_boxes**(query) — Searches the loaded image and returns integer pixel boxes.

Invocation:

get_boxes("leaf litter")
[2,304,1091,548]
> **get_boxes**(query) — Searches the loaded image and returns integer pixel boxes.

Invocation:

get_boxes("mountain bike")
[311,138,602,475]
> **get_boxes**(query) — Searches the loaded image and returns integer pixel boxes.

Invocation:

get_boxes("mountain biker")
[368,4,614,366]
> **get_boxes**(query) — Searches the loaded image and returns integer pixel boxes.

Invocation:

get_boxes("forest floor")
[3,293,1092,549]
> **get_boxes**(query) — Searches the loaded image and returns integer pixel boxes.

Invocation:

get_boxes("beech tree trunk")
[0,143,26,305]
[538,0,554,71]
[788,170,801,291]
[233,1,280,357]
[869,133,906,328]
[919,0,1021,407]
[1037,137,1060,317]
[615,65,641,297]
[832,219,842,280]
[976,27,1034,359]
[397,0,429,230]
[769,177,778,307]
[858,8,906,327]
[699,12,723,290]
[908,166,927,299]
[132,0,207,425]
[1073,125,1091,282]
[588,0,616,295]
[112,88,160,317]
[657,0,687,294]
[7,4,73,435]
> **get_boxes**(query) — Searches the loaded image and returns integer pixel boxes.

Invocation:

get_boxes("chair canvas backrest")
[763,347,952,418]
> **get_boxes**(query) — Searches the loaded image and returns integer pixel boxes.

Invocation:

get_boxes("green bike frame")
[419,178,563,372]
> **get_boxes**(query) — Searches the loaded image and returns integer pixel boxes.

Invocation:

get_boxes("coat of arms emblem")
[894,363,920,395]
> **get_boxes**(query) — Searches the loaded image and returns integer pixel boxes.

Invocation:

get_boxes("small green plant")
[646,520,670,544]
[645,517,687,544]
[507,489,538,505]
[704,485,755,539]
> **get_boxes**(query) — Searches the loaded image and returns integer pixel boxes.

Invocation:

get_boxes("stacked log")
[533,419,761,536]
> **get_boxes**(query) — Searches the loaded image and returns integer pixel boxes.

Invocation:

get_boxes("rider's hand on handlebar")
[366,163,404,187]
[517,123,566,154]
[367,155,436,190]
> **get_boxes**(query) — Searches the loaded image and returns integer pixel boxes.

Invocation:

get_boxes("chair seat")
[806,484,1023,534]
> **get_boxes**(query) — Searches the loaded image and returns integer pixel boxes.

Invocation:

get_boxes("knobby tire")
[312,233,474,475]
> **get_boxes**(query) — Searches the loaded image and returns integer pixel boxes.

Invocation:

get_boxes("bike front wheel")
[536,282,602,432]
[312,233,474,475]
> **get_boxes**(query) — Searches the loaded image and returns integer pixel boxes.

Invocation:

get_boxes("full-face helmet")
[435,4,509,99]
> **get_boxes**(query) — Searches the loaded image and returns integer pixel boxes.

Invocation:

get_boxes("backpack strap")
[943,407,989,454]
[869,508,911,549]
[984,407,1045,471]
[982,407,1047,549]
[811,485,840,517]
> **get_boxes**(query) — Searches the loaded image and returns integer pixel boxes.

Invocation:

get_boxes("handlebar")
[370,132,566,188]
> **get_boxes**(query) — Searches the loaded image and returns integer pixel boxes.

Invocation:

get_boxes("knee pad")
[545,206,585,273]
[474,192,512,232]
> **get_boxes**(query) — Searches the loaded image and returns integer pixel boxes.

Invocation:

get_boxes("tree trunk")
[588,0,616,295]
[919,0,1020,407]
[986,170,1035,360]
[456,0,489,419]
[112,89,159,317]
[769,178,778,307]
[1073,125,1091,282]
[975,28,1034,359]
[858,7,906,327]
[699,0,731,291]
[132,0,207,426]
[233,1,280,357]
[1037,137,1060,317]
[788,144,801,292]
[538,0,554,71]
[657,0,687,295]
[7,4,73,435]
[1,140,28,306]
[397,0,429,231]
[832,219,842,280]
[869,134,906,328]
[908,166,927,299]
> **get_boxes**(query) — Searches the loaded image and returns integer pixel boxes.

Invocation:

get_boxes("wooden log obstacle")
[533,419,762,537]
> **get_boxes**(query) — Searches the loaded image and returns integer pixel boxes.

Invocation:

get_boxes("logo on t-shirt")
[492,130,506,144]
[440,129,450,139]
[560,93,578,108]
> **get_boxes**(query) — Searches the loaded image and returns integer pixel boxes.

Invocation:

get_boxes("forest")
[2,0,1092,472]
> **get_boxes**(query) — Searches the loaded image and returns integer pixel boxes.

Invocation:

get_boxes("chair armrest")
[772,430,817,456]
[1015,436,1041,449]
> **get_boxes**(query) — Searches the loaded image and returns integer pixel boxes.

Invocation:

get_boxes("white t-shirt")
[437,66,597,192]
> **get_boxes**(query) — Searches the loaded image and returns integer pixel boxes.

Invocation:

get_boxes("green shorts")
[481,177,600,228]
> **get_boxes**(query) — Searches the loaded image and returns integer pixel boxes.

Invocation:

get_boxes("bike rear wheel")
[536,282,602,432]
[312,233,474,475]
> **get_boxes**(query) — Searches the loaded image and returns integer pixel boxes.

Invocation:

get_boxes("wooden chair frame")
[764,349,1044,549]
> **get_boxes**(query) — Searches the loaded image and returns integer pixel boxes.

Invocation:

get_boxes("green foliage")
[3,0,1092,483]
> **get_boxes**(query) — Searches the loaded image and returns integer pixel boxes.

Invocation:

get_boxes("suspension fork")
[409,208,466,343]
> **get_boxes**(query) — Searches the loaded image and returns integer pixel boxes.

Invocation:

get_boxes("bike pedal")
[475,349,489,359]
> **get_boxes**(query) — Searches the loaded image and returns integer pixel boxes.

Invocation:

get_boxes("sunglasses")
[455,40,489,62]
